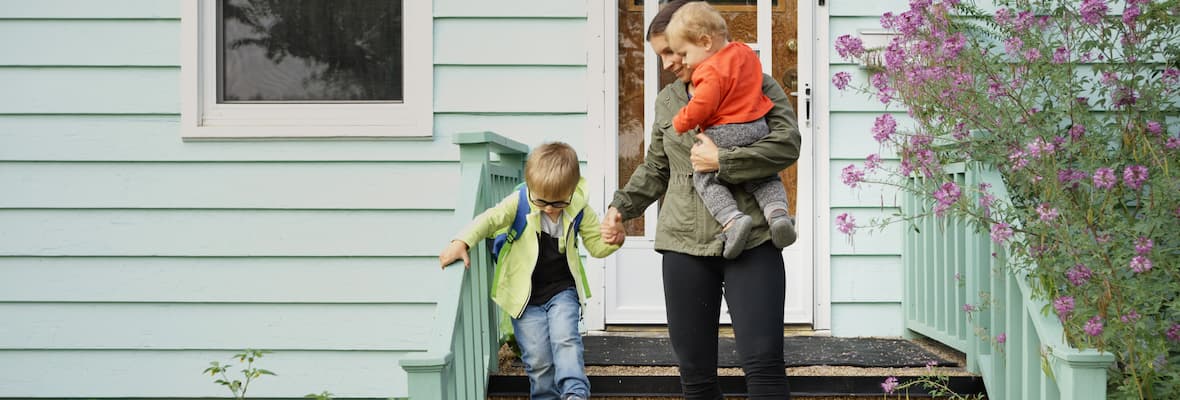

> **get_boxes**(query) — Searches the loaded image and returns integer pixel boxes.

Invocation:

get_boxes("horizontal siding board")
[0,114,585,161]
[828,112,905,159]
[0,210,456,256]
[829,1,1009,17]
[831,303,904,337]
[0,0,179,19]
[829,160,902,208]
[829,207,904,255]
[830,255,903,302]
[0,303,433,350]
[434,66,587,113]
[0,257,442,303]
[0,350,410,398]
[0,162,459,210]
[435,0,585,18]
[435,19,585,65]
[0,20,177,66]
[0,68,177,114]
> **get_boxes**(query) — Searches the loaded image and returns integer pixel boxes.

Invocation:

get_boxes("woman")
[600,0,802,398]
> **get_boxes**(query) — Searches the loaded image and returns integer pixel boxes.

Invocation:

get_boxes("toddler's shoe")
[768,210,797,248]
[718,214,753,260]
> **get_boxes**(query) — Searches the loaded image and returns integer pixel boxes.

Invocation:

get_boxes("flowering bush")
[834,0,1180,398]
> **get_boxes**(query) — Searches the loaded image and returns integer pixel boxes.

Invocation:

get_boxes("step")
[487,374,985,398]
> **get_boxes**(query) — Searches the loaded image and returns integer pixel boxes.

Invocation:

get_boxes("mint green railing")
[903,163,1115,400]
[400,132,529,400]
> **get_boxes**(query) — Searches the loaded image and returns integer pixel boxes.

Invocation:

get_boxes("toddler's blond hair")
[524,142,580,202]
[666,1,728,45]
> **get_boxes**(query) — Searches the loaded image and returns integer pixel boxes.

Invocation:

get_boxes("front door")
[604,0,814,325]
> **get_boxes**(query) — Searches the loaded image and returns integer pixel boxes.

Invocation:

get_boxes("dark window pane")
[219,0,403,102]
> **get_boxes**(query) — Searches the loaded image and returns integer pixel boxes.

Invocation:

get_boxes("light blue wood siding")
[827,0,911,338]
[0,0,594,398]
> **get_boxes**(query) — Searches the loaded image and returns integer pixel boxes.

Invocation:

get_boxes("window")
[181,0,432,139]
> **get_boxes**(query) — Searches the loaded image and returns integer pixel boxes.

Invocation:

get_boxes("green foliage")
[203,350,334,399]
[204,350,277,400]
[835,1,1180,398]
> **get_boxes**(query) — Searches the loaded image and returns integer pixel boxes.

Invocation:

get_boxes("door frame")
[587,0,830,332]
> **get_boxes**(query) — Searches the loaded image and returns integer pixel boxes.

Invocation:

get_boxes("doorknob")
[787,39,798,52]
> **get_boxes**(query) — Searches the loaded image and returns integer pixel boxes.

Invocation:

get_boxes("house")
[0,0,1110,398]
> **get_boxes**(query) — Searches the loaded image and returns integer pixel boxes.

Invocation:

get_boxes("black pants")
[662,241,790,399]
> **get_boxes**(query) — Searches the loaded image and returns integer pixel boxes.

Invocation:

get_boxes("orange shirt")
[673,41,775,133]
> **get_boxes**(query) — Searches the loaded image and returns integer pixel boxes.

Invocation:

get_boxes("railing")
[903,163,1115,400]
[400,132,529,400]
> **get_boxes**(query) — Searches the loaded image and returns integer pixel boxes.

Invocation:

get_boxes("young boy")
[438,142,620,400]
[665,1,797,259]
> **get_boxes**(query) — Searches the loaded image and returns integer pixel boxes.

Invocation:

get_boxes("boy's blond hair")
[524,142,580,201]
[666,1,727,45]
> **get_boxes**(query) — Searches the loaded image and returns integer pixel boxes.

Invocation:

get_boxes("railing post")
[1050,350,1116,400]
[402,355,451,400]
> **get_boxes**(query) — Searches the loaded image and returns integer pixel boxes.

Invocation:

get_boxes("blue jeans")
[510,287,589,400]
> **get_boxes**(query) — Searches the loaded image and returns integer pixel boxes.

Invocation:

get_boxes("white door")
[600,0,815,326]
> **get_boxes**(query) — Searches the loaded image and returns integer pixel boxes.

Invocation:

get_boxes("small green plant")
[204,349,276,400]
[880,362,986,399]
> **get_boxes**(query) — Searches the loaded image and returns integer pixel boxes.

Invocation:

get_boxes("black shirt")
[528,231,576,305]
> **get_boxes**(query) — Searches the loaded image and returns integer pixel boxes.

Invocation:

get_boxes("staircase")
[487,331,986,398]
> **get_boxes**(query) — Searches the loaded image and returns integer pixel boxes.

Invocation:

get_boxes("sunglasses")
[530,195,572,208]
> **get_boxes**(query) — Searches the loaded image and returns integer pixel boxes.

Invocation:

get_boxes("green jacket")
[610,74,802,256]
[457,178,619,318]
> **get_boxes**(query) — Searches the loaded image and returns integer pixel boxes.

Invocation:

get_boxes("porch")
[399,133,1113,400]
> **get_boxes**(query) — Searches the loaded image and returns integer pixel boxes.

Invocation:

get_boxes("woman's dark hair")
[645,0,705,41]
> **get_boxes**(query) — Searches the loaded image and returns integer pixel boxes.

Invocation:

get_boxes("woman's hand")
[600,207,626,245]
[439,240,470,269]
[691,134,720,173]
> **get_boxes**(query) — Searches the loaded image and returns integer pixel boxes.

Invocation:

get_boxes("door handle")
[790,84,812,127]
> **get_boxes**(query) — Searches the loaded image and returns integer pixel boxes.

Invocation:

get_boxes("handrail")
[400,132,529,399]
[903,162,1115,400]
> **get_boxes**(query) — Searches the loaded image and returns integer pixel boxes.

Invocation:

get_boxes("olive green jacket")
[610,74,802,256]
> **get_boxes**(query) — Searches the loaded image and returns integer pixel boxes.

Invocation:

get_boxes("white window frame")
[180,0,432,140]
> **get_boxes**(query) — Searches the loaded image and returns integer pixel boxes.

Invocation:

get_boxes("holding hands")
[600,207,626,246]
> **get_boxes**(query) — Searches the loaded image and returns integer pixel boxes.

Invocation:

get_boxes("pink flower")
[1036,203,1059,222]
[1084,316,1104,337]
[990,222,1013,243]
[872,114,897,143]
[1052,47,1070,64]
[832,71,852,90]
[1122,165,1149,189]
[1146,121,1163,135]
[1130,256,1152,273]
[834,34,865,59]
[1167,137,1180,150]
[1121,311,1141,323]
[1068,124,1086,140]
[996,333,1007,344]
[1004,36,1024,57]
[865,153,882,170]
[1066,264,1092,286]
[841,164,866,188]
[1135,237,1153,255]
[1092,167,1116,189]
[836,213,857,235]
[933,182,961,216]
[962,303,976,313]
[1167,324,1180,342]
[882,376,900,394]
[1054,296,1075,320]
[1080,0,1108,25]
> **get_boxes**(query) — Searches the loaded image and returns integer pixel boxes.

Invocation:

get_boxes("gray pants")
[693,118,789,227]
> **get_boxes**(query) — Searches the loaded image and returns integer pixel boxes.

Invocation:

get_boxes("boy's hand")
[601,207,625,245]
[439,240,470,269]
